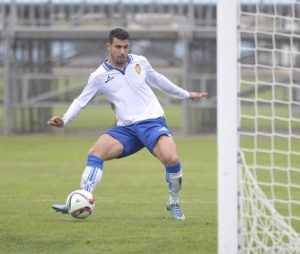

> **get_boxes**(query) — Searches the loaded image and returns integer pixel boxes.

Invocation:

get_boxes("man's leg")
[52,134,123,214]
[80,155,103,193]
[80,134,124,193]
[153,135,185,220]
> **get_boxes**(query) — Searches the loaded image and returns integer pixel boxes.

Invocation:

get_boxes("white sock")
[80,166,103,193]
[166,163,183,204]
[80,155,103,193]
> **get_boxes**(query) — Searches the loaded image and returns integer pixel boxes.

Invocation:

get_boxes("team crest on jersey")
[135,64,141,74]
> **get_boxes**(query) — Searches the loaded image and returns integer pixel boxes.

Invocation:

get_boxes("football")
[66,189,95,219]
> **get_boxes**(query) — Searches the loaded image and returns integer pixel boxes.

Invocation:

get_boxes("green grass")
[52,104,183,131]
[0,135,217,254]
[0,76,183,133]
[0,78,3,103]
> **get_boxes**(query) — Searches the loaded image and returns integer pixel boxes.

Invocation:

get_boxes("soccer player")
[48,28,207,220]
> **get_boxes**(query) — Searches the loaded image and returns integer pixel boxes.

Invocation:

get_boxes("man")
[48,28,207,220]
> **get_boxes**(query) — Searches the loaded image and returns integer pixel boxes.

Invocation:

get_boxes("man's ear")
[106,42,111,50]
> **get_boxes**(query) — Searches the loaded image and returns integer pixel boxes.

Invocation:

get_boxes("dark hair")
[108,28,130,44]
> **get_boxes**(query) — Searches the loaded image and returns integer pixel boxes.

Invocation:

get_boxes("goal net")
[218,1,300,253]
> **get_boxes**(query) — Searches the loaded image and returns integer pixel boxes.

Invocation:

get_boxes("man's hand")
[47,116,64,128]
[189,92,208,101]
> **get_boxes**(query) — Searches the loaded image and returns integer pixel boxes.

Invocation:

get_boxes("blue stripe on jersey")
[103,62,110,71]
[128,54,133,62]
[103,61,113,71]
[86,155,103,169]
[166,162,181,174]
[102,55,132,74]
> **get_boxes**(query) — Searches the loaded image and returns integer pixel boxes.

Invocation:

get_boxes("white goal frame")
[217,1,239,253]
[218,1,300,253]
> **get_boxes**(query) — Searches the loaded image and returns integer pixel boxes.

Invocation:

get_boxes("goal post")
[217,0,239,253]
[218,1,300,253]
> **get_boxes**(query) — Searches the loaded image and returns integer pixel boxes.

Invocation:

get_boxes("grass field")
[0,135,217,254]
[52,104,183,132]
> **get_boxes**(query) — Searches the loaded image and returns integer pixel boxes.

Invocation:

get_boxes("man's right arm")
[47,76,102,128]
[47,99,83,128]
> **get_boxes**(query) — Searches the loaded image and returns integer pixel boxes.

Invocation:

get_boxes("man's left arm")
[188,91,208,101]
[145,64,207,100]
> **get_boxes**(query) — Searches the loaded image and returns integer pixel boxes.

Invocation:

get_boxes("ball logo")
[66,190,95,219]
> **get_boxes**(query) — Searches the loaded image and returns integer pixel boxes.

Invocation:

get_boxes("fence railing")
[0,1,217,134]
[0,1,216,29]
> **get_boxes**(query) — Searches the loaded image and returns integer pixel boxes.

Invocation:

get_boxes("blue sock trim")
[165,162,181,174]
[87,155,103,169]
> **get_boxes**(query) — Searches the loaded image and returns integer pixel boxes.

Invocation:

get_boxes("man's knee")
[88,146,100,157]
[162,153,180,166]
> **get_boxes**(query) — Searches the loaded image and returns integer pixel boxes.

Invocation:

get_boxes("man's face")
[107,38,130,67]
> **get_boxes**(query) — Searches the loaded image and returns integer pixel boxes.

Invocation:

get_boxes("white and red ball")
[66,189,95,219]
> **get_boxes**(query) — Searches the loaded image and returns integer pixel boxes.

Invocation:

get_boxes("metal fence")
[0,1,217,135]
[0,1,216,28]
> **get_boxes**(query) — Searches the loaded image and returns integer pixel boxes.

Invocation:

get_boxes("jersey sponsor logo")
[135,64,141,74]
[105,75,114,83]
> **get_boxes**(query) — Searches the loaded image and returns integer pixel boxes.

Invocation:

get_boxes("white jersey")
[62,54,190,126]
